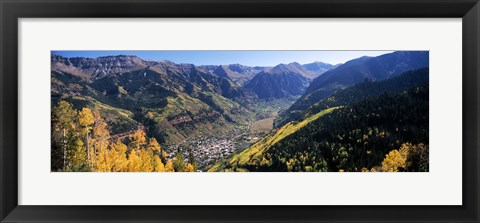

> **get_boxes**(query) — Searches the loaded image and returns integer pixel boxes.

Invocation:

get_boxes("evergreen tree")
[52,100,77,171]
[173,152,186,172]
[188,150,197,172]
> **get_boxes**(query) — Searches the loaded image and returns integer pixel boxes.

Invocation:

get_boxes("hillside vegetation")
[209,68,429,172]
[51,52,429,172]
[279,51,429,127]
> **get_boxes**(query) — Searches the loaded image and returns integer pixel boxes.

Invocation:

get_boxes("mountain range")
[52,54,334,99]
[209,67,429,172]
[52,55,252,144]
[276,51,429,126]
[51,51,429,169]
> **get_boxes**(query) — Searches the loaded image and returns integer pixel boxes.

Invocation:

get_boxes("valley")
[51,51,429,172]
[166,99,295,171]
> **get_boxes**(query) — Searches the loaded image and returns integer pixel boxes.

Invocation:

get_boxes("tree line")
[220,69,430,172]
[258,85,429,172]
[51,100,196,172]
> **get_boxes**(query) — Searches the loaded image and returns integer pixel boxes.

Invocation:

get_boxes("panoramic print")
[51,50,429,172]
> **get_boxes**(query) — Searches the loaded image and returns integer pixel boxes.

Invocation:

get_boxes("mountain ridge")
[278,51,429,126]
[210,68,429,172]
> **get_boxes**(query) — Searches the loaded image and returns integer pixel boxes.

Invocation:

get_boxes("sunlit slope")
[278,52,429,127]
[51,57,257,145]
[209,68,430,172]
[208,106,340,172]
[51,95,140,135]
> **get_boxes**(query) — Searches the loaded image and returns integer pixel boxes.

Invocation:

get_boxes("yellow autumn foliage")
[165,159,174,172]
[186,163,195,172]
[154,156,165,172]
[110,140,128,172]
[53,103,178,173]
[381,143,409,172]
[139,149,154,172]
[128,150,142,172]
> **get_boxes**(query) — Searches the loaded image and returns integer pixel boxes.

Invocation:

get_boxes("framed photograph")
[1,0,479,222]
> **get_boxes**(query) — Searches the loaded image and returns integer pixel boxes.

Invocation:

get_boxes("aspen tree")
[127,150,142,172]
[130,129,147,150]
[139,149,154,172]
[165,159,174,172]
[78,108,94,169]
[111,140,128,172]
[92,117,110,170]
[153,156,165,172]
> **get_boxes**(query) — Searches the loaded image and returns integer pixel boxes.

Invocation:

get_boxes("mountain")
[51,55,256,144]
[307,51,429,94]
[278,51,429,126]
[50,54,334,145]
[209,68,429,172]
[51,52,429,172]
[198,64,266,86]
[263,62,333,79]
[244,64,310,99]
[51,55,149,81]
[200,61,333,87]
[298,61,334,78]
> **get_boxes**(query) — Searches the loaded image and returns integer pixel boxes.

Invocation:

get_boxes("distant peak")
[98,54,133,58]
[343,56,372,65]
[271,63,293,73]
[158,60,176,64]
[312,61,329,65]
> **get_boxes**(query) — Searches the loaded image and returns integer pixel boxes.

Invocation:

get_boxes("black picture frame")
[1,0,479,222]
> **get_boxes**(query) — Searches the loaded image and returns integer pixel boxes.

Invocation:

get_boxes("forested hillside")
[51,101,196,172]
[52,55,256,145]
[209,68,429,172]
[51,51,429,172]
[279,51,429,126]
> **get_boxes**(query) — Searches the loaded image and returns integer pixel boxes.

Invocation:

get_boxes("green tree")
[404,143,429,172]
[52,100,77,171]
[188,150,197,172]
[69,138,88,171]
[173,152,186,172]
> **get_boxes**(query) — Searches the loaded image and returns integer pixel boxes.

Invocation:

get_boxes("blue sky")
[51,50,393,66]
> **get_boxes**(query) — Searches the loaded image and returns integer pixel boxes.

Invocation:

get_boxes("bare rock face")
[51,55,148,81]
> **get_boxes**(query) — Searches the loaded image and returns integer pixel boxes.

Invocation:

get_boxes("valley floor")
[165,105,285,171]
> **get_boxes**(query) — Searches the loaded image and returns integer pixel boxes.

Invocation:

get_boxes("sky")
[51,50,394,66]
